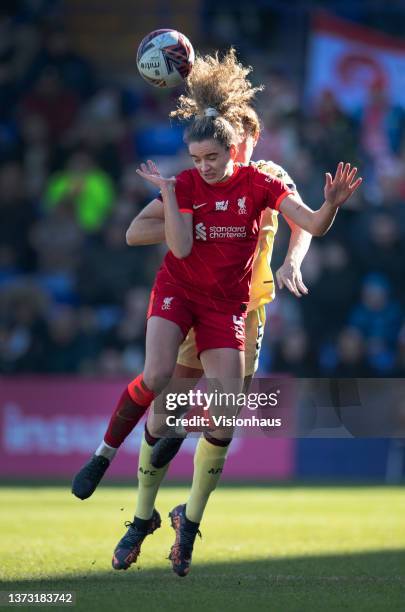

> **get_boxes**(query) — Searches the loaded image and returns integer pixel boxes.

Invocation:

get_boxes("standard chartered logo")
[195,224,247,240]
[195,222,207,240]
[210,226,246,239]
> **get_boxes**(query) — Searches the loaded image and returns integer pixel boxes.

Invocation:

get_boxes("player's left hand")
[324,162,362,208]
[276,260,308,298]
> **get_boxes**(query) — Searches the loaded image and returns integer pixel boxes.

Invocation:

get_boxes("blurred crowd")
[1,1,405,377]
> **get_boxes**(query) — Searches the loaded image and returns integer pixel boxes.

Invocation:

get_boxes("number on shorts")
[256,323,264,355]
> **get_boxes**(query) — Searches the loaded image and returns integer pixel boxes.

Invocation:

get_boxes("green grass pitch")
[0,485,404,611]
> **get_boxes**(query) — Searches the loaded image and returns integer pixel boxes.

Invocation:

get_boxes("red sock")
[104,374,155,448]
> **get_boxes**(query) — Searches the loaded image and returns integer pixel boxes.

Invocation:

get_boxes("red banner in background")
[0,378,294,480]
[306,12,405,112]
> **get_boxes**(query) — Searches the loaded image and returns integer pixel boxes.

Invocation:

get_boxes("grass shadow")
[2,549,405,612]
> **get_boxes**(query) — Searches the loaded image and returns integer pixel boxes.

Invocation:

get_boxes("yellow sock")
[135,435,169,520]
[186,436,229,524]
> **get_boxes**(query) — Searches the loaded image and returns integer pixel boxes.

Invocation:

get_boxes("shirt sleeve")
[252,166,294,212]
[253,160,297,191]
[175,170,194,214]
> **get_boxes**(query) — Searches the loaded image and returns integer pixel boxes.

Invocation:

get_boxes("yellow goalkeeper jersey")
[248,160,296,312]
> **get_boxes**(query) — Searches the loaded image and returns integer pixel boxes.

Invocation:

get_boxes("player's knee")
[143,367,172,393]
[146,418,164,439]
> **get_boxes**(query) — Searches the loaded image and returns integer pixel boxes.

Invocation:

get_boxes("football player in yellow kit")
[125,105,312,464]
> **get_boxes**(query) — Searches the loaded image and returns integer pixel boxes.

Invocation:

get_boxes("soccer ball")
[136,29,195,88]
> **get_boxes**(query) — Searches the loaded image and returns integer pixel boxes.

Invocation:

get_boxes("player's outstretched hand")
[136,160,176,190]
[324,162,362,208]
[276,260,308,298]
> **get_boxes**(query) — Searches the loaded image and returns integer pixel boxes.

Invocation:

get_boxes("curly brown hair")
[170,48,263,148]
[241,106,261,139]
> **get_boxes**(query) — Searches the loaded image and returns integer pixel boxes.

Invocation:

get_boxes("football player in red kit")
[73,50,361,576]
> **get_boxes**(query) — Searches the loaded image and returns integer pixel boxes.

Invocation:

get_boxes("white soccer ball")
[136,29,195,88]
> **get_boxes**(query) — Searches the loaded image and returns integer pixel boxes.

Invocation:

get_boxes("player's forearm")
[162,184,193,258]
[126,217,165,246]
[283,218,312,266]
[311,201,339,236]
[280,196,339,237]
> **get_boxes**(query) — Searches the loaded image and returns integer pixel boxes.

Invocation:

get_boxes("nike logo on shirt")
[193,203,207,209]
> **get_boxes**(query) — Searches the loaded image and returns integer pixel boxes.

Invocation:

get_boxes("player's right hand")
[136,160,176,190]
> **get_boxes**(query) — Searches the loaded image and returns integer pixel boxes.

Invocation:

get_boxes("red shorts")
[147,284,246,356]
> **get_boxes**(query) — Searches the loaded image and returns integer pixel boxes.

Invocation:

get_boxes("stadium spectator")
[44,149,115,232]
[305,89,358,170]
[20,66,79,144]
[358,83,404,161]
[0,284,49,373]
[349,273,403,349]
[20,112,50,198]
[300,240,359,339]
[76,220,151,305]
[355,212,405,288]
[322,327,374,377]
[0,161,37,273]
[24,26,95,99]
[271,327,318,377]
[44,305,96,373]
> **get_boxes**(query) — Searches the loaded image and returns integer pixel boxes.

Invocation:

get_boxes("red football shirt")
[154,164,292,311]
